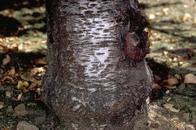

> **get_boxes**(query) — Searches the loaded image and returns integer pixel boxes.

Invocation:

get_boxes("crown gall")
[122,31,149,67]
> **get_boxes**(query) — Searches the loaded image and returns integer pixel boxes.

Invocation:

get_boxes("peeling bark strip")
[42,0,152,129]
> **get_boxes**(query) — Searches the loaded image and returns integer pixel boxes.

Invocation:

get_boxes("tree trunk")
[42,0,152,129]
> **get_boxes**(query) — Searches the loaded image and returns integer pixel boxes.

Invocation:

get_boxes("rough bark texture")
[42,0,153,129]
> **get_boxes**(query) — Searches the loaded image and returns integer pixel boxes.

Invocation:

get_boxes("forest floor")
[141,0,196,129]
[0,0,195,129]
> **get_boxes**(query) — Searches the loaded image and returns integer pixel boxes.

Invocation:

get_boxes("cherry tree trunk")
[42,0,152,129]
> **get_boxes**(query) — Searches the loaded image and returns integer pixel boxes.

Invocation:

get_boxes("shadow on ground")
[0,0,46,37]
[0,0,44,11]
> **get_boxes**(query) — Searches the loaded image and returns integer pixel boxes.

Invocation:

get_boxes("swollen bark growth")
[42,0,152,129]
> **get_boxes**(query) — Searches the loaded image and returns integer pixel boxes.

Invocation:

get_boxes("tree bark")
[42,0,152,129]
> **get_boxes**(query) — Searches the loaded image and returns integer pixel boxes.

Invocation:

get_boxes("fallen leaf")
[0,102,4,109]
[153,75,162,82]
[182,113,190,122]
[174,74,182,80]
[31,67,45,76]
[185,124,195,130]
[162,8,169,15]
[194,17,196,24]
[17,93,23,101]
[2,128,9,130]
[167,76,179,86]
[2,54,11,66]
[175,123,185,130]
[29,82,38,90]
[14,104,28,116]
[0,67,17,84]
[23,81,29,88]
[163,103,180,113]
[35,58,47,65]
[152,83,161,90]
[5,91,12,98]
[18,44,24,50]
[163,51,168,56]
[184,73,196,84]
[16,81,29,90]
[36,88,41,95]
[148,14,155,20]
[0,75,15,84]
[182,13,192,22]
[7,106,14,115]
[17,81,23,89]
[165,85,176,89]
[150,122,159,128]
[17,121,39,130]
[7,67,16,76]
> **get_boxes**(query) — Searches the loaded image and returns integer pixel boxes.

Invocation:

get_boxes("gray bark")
[42,0,153,129]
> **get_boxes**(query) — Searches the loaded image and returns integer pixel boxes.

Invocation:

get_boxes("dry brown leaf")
[194,17,196,24]
[14,104,28,116]
[0,67,18,84]
[7,67,16,76]
[174,74,182,80]
[167,76,179,86]
[152,83,161,90]
[165,85,176,89]
[29,82,38,90]
[175,123,185,130]
[0,102,4,109]
[153,75,162,82]
[35,58,47,65]
[2,128,9,130]
[184,73,196,84]
[2,54,11,66]
[31,67,45,75]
